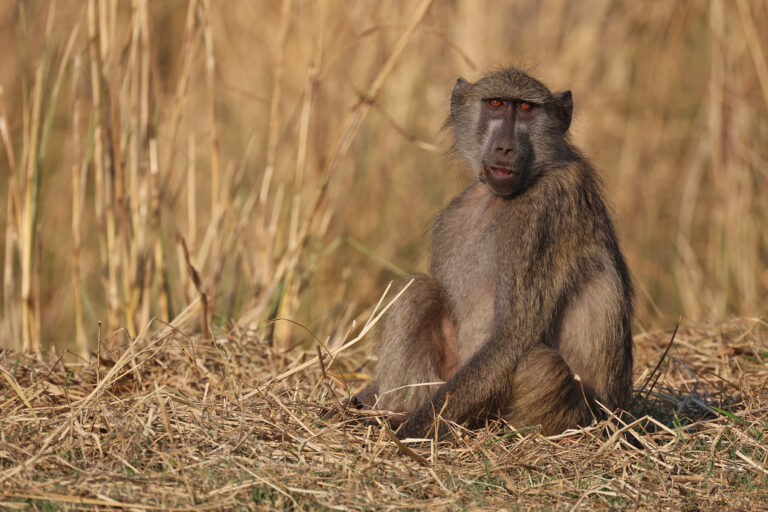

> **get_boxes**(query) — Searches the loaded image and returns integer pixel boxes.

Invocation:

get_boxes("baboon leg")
[367,274,458,413]
[504,346,594,435]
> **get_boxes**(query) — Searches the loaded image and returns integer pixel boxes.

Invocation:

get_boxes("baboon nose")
[495,146,514,155]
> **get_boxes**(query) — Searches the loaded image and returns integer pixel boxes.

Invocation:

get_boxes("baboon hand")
[395,409,452,440]
[395,413,430,440]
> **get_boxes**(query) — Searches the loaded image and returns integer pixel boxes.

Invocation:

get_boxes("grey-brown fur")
[351,68,633,438]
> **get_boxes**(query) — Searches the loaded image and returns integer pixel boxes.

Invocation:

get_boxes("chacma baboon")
[351,67,633,439]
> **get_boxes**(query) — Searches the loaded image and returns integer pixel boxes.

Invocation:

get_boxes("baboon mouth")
[484,165,515,178]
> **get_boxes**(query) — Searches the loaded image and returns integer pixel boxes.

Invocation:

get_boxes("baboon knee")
[381,274,445,339]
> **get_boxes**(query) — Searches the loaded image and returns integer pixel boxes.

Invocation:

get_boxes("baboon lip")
[483,165,515,178]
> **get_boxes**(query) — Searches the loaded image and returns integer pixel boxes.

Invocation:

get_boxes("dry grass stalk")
[1,85,21,348]
[201,0,220,223]
[178,235,209,339]
[19,42,44,355]
[70,53,87,358]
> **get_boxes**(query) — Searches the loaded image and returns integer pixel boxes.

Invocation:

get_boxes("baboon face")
[450,68,574,197]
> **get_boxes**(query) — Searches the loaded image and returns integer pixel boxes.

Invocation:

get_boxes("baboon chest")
[430,185,508,361]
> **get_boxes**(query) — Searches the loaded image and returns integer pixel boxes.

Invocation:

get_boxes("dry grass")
[0,317,766,510]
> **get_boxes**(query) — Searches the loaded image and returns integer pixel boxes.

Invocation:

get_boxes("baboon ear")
[451,78,469,120]
[553,90,573,132]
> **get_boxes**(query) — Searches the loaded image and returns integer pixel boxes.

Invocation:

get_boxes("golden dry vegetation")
[0,319,766,509]
[0,0,767,509]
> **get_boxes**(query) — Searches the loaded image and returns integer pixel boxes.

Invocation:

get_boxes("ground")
[0,318,766,510]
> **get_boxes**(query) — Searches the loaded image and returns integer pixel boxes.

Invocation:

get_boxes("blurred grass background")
[0,0,766,354]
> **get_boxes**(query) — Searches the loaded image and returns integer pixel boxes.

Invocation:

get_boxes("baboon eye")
[487,99,504,108]
[517,101,532,112]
